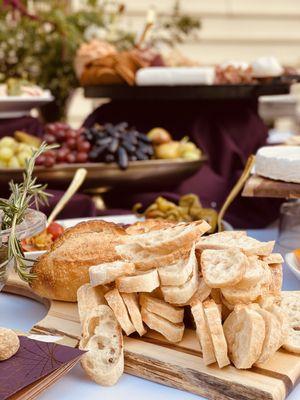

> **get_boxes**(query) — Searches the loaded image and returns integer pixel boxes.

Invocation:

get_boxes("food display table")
[1,227,299,400]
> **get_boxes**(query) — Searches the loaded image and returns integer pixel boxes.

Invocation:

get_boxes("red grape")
[44,156,55,168]
[55,130,66,141]
[77,141,91,152]
[66,130,77,140]
[76,152,88,163]
[35,155,45,166]
[66,138,76,150]
[66,153,76,163]
[44,134,56,144]
[57,147,69,162]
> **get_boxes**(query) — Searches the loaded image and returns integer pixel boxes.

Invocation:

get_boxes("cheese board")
[242,175,300,199]
[4,273,300,400]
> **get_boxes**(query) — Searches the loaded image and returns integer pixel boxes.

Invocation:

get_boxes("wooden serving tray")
[4,274,300,400]
[242,175,300,199]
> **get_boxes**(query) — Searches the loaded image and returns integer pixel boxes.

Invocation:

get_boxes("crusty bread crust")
[31,220,126,302]
[126,219,174,235]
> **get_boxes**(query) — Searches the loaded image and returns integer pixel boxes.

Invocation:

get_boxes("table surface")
[0,228,299,400]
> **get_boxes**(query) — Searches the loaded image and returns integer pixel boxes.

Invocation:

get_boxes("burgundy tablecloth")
[84,99,282,228]
[0,116,44,138]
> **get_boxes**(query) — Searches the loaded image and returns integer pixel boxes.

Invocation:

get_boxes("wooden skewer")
[47,168,87,225]
[217,155,256,232]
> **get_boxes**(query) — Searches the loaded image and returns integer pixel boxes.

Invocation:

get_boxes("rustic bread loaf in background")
[30,221,127,302]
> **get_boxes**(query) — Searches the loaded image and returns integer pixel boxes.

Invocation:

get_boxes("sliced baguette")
[161,261,199,305]
[139,293,184,324]
[158,243,196,286]
[89,261,135,287]
[280,291,300,329]
[104,288,135,335]
[223,306,265,369]
[77,283,106,323]
[123,220,210,254]
[79,305,124,386]
[254,307,282,364]
[201,248,247,288]
[261,253,284,265]
[197,232,274,256]
[283,328,300,354]
[141,307,184,343]
[203,300,230,368]
[269,263,282,297]
[116,269,159,293]
[190,299,216,365]
[189,277,211,304]
[116,243,190,271]
[126,219,174,234]
[121,293,146,336]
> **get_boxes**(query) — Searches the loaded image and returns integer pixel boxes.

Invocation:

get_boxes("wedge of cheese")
[255,146,300,184]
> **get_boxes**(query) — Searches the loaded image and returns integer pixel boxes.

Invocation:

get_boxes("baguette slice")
[223,306,265,369]
[269,263,282,297]
[201,248,247,288]
[139,293,184,324]
[126,219,174,234]
[79,305,124,386]
[89,261,135,287]
[283,328,300,354]
[203,300,230,368]
[123,220,210,254]
[190,299,216,365]
[104,289,135,335]
[161,260,199,305]
[197,232,274,256]
[121,293,146,336]
[77,283,106,323]
[116,269,159,293]
[280,291,300,329]
[158,243,196,286]
[141,307,184,343]
[254,308,282,364]
[262,253,284,265]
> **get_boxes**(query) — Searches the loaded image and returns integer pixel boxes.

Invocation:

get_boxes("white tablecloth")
[0,228,299,400]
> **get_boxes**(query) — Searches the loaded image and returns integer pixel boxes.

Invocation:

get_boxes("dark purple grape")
[129,155,137,161]
[96,137,112,146]
[105,154,115,163]
[117,147,129,170]
[122,140,136,153]
[136,150,148,160]
[108,138,119,153]
[138,132,152,144]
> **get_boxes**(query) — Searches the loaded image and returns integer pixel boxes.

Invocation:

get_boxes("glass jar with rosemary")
[0,142,56,290]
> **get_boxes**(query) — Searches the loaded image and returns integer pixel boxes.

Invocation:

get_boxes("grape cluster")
[36,122,91,167]
[85,122,154,170]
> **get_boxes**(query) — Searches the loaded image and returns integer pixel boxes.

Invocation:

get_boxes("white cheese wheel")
[255,146,300,183]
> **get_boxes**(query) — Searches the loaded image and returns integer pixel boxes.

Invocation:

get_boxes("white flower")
[84,25,107,41]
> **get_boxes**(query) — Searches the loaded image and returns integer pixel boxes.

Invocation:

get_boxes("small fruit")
[0,136,17,149]
[181,150,201,160]
[155,141,180,159]
[17,151,31,167]
[7,156,20,168]
[147,127,172,145]
[0,146,14,161]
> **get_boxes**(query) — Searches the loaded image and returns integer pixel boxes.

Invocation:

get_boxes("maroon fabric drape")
[84,99,282,228]
[0,116,44,138]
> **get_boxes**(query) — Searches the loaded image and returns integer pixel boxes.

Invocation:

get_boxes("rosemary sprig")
[0,142,57,282]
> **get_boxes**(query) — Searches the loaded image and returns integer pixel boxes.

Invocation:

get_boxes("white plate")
[0,94,54,118]
[285,252,300,280]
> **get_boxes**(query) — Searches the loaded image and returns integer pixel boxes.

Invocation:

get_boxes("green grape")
[0,146,14,161]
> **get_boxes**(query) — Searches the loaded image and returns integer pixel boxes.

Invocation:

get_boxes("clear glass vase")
[0,208,46,291]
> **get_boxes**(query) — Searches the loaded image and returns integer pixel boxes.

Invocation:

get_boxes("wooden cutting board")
[4,274,300,400]
[242,174,300,199]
